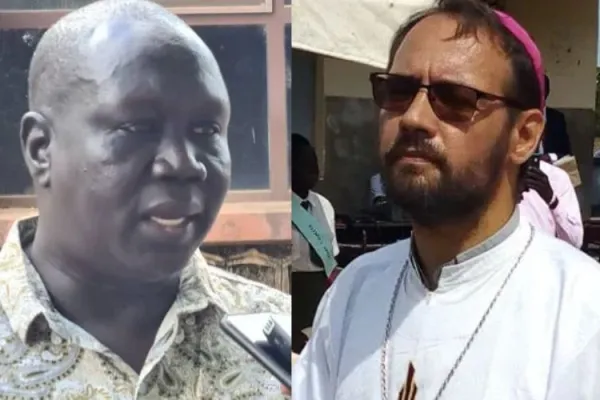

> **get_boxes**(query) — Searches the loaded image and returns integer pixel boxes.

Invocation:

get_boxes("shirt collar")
[296,191,316,208]
[0,216,221,346]
[302,190,314,202]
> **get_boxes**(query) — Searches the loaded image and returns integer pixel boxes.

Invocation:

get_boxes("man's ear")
[508,108,545,165]
[20,111,52,188]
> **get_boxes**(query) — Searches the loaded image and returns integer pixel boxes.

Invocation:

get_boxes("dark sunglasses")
[369,72,526,123]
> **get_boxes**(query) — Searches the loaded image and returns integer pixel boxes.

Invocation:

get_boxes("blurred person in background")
[291,133,339,353]
[519,155,583,247]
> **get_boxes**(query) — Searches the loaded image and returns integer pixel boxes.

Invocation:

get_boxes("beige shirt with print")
[0,217,290,399]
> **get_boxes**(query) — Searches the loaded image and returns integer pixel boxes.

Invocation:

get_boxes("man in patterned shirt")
[0,0,289,398]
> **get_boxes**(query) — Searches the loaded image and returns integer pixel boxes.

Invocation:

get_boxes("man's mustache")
[384,135,445,167]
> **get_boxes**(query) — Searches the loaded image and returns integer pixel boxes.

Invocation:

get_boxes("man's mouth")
[385,140,442,166]
[143,213,197,241]
[140,197,204,241]
[397,152,434,163]
[402,153,429,159]
[149,216,187,228]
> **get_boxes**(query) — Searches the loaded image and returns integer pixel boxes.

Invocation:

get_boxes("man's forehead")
[88,65,229,123]
[109,67,226,104]
[391,14,511,87]
[76,17,228,106]
[83,17,218,80]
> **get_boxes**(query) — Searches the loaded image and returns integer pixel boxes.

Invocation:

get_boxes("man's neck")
[411,200,515,290]
[22,216,186,372]
[27,233,179,335]
[293,188,310,199]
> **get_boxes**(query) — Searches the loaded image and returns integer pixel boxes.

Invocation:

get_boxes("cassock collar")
[408,209,521,293]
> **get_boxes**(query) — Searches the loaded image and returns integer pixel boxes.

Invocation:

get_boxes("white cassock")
[292,211,600,400]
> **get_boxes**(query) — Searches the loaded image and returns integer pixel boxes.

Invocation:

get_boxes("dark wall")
[316,96,380,216]
[291,49,316,141]
[561,107,596,219]
[0,29,40,194]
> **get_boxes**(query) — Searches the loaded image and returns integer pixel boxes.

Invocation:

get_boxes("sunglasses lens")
[371,75,419,113]
[429,84,478,122]
[371,74,481,123]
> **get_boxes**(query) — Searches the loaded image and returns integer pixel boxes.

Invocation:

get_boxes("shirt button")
[50,333,62,345]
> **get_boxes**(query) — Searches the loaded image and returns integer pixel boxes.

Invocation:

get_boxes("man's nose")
[152,138,208,181]
[399,89,437,135]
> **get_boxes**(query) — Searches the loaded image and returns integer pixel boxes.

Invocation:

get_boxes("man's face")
[44,23,231,280]
[380,14,517,227]
[292,145,319,193]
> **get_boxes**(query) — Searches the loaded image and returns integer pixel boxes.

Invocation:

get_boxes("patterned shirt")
[0,217,290,399]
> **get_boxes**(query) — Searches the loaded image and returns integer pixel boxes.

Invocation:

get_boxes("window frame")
[0,0,273,17]
[0,0,291,245]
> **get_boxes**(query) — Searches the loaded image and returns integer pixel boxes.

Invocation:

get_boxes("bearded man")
[292,0,600,399]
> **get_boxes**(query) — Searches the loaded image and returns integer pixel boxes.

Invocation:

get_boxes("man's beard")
[382,132,509,228]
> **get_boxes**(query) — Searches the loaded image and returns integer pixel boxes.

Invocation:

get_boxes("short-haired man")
[0,0,289,398]
[290,134,338,352]
[293,1,600,399]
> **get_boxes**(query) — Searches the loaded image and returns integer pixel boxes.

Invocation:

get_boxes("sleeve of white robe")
[545,329,600,399]
[292,288,335,400]
[291,248,384,399]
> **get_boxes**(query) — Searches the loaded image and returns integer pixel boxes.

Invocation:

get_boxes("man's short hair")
[291,133,312,148]
[387,0,540,111]
[291,133,317,164]
[28,0,204,114]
